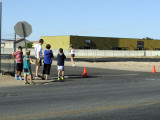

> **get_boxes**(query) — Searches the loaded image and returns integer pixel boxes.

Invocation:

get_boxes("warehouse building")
[40,35,160,50]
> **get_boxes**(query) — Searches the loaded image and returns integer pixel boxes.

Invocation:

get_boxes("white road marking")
[49,74,139,79]
[145,79,156,81]
[92,74,139,77]
[60,74,139,78]
[124,74,139,76]
[65,76,82,78]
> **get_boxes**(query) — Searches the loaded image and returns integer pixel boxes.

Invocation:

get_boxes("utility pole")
[22,23,27,50]
[0,2,2,74]
[14,33,16,74]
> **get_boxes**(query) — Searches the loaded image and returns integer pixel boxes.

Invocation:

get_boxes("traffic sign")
[14,21,32,37]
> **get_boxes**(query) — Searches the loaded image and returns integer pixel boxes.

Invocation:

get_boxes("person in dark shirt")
[42,44,54,80]
[57,48,66,81]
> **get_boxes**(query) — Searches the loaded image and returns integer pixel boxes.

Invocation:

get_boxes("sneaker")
[58,77,60,81]
[41,77,45,80]
[30,82,35,85]
[19,77,23,80]
[61,77,64,80]
[72,64,76,67]
[15,75,18,80]
[24,82,29,85]
[35,76,39,79]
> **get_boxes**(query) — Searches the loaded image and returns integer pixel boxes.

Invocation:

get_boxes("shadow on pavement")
[33,75,100,85]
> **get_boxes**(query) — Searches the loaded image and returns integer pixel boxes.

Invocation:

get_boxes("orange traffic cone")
[82,67,88,77]
[152,65,156,73]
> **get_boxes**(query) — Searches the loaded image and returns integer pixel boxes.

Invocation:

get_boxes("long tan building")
[40,35,160,50]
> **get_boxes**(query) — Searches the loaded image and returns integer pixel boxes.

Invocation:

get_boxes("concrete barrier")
[1,48,160,57]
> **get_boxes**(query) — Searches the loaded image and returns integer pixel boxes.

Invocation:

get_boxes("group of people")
[12,39,76,84]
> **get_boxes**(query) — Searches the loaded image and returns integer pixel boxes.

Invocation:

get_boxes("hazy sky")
[1,0,160,41]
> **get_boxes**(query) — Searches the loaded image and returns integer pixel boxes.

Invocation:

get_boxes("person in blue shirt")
[42,44,54,80]
[57,48,66,81]
[23,50,35,85]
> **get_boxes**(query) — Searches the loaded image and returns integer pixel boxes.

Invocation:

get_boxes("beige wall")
[70,36,160,50]
[40,35,160,50]
[4,41,14,48]
[32,43,39,48]
[40,36,70,50]
[1,43,5,48]
[118,39,160,50]
[70,36,119,50]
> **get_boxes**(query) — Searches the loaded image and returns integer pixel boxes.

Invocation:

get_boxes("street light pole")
[22,23,27,50]
[14,33,16,74]
[0,2,2,74]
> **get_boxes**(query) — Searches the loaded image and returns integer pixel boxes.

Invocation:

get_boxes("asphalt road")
[0,65,160,120]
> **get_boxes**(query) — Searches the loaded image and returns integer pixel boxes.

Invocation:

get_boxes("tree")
[143,37,153,40]
[26,42,33,48]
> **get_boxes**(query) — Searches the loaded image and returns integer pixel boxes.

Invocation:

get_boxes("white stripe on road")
[145,79,160,81]
[91,74,139,77]
[145,79,156,81]
[49,74,139,79]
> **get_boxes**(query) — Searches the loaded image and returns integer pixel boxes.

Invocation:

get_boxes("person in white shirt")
[69,44,76,66]
[35,39,44,78]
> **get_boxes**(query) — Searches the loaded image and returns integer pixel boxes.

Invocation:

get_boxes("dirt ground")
[1,59,159,72]
[0,61,159,87]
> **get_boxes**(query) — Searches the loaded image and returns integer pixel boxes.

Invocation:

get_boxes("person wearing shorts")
[35,39,44,78]
[23,50,35,85]
[12,46,23,80]
[57,48,66,81]
[69,44,76,66]
[35,58,42,66]
[42,44,54,80]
